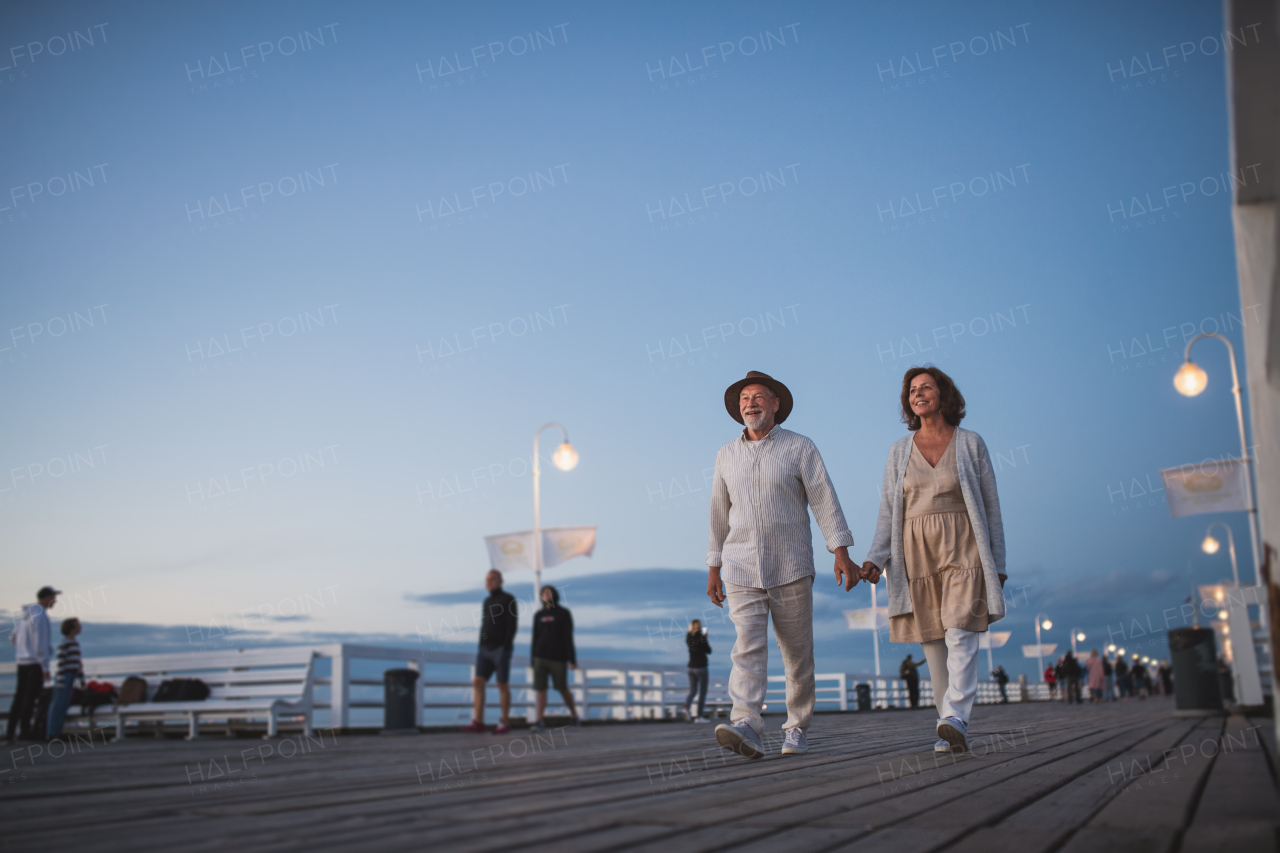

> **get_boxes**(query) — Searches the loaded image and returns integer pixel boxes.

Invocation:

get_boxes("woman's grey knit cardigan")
[865,427,1007,623]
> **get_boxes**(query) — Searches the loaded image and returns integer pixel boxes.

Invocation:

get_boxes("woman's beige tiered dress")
[889,433,989,643]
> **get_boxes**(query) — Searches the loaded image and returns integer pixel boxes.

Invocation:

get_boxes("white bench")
[79,647,317,740]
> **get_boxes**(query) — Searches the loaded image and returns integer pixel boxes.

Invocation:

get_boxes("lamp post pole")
[1035,613,1051,682]
[1204,522,1240,587]
[1178,334,1261,586]
[870,581,880,678]
[532,422,571,601]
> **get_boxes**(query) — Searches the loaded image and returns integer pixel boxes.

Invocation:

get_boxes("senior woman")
[861,366,1006,754]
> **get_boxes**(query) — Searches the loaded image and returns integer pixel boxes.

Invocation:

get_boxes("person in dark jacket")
[684,619,712,722]
[1114,656,1129,699]
[991,665,1009,703]
[1062,652,1082,704]
[1158,659,1173,697]
[463,570,518,733]
[899,654,922,708]
[531,585,577,731]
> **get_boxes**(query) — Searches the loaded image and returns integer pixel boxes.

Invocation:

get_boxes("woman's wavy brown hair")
[900,366,966,431]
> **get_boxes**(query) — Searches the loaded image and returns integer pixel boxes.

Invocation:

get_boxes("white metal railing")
[1,644,1056,730]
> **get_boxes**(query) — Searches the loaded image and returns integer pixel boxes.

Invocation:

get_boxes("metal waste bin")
[1168,627,1223,715]
[855,683,872,711]
[383,668,420,732]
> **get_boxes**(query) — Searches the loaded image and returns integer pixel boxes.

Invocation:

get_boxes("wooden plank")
[0,699,1193,853]
[1055,718,1225,853]
[1182,714,1280,853]
[941,717,1203,853]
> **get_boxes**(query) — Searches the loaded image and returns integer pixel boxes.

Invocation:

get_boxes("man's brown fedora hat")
[724,371,794,424]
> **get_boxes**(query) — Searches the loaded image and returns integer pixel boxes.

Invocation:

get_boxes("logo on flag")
[979,631,1012,650]
[1159,458,1251,518]
[484,526,597,573]
[843,607,889,630]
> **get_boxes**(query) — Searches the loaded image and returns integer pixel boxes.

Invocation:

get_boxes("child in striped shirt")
[46,618,83,739]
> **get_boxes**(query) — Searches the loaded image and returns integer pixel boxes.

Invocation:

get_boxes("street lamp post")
[1201,522,1240,587]
[1070,629,1086,656]
[1174,333,1261,586]
[532,422,578,600]
[1035,613,1052,682]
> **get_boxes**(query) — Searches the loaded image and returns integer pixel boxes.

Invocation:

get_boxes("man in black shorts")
[531,584,579,731]
[463,569,518,733]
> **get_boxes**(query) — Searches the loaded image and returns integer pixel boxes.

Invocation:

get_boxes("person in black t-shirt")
[531,585,577,731]
[463,569,518,733]
[899,654,922,708]
[684,619,712,721]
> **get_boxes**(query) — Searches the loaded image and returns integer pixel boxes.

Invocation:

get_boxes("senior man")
[707,371,860,759]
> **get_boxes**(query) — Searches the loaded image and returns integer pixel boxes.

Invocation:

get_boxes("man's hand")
[834,546,859,591]
[861,561,882,583]
[707,566,726,607]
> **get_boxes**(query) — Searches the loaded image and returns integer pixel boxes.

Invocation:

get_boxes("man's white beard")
[744,413,768,431]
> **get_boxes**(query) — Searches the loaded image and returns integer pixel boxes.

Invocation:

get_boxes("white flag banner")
[843,607,889,630]
[484,526,597,573]
[540,525,597,567]
[1022,643,1057,659]
[1160,458,1251,518]
[979,631,1012,650]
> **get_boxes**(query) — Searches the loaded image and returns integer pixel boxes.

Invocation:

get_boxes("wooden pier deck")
[2,699,1276,852]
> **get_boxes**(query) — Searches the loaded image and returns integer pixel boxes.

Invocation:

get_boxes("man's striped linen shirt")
[706,426,854,589]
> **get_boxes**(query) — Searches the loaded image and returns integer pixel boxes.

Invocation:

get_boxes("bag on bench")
[117,676,149,705]
[152,678,210,702]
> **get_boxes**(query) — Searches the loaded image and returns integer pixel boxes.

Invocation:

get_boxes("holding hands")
[833,549,882,591]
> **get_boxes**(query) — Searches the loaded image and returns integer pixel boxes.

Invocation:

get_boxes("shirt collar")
[740,424,781,443]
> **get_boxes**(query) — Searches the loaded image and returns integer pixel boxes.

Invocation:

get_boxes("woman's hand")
[861,561,882,583]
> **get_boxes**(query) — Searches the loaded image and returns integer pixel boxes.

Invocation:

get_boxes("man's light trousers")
[725,576,814,736]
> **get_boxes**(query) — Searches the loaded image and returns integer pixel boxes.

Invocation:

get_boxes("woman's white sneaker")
[936,716,968,754]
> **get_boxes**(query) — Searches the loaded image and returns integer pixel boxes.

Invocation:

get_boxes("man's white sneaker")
[937,716,968,754]
[781,729,808,755]
[692,716,711,724]
[934,738,951,754]
[715,722,765,759]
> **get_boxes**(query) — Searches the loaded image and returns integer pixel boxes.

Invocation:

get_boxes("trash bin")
[383,668,420,732]
[1168,627,1223,715]
[856,682,872,711]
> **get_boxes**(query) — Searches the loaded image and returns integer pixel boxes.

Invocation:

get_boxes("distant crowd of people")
[6,586,86,744]
[1042,649,1174,702]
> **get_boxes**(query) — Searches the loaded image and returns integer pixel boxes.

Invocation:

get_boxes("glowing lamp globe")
[1201,536,1220,555]
[1075,632,1086,642]
[1107,644,1116,653]
[1218,609,1229,621]
[1040,619,1052,631]
[552,442,579,471]
[1174,361,1208,396]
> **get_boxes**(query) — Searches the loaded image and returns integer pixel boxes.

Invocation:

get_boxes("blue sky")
[0,0,1259,679]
